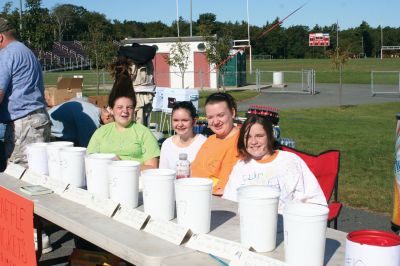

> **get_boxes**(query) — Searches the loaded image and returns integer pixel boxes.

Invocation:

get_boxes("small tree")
[200,25,232,91]
[327,47,349,107]
[166,40,191,88]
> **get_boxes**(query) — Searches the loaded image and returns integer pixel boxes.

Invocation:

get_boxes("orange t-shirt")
[191,130,240,195]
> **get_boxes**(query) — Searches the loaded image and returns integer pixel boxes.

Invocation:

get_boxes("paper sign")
[21,170,46,185]
[61,186,92,206]
[143,218,190,245]
[86,196,120,217]
[0,186,36,265]
[4,163,26,179]
[229,250,287,266]
[186,233,249,261]
[113,207,149,230]
[40,176,69,194]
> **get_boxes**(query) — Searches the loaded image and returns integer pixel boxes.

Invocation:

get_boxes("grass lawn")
[276,102,399,214]
[250,58,400,84]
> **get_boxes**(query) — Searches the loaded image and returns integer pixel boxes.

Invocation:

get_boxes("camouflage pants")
[135,92,154,127]
[5,108,51,167]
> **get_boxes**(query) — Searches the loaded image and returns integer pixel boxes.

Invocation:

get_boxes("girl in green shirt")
[87,71,160,170]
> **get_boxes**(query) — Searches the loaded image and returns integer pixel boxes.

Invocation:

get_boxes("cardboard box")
[45,77,83,107]
[88,95,109,108]
[69,249,123,266]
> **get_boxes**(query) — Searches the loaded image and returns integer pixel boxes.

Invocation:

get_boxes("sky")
[13,0,400,30]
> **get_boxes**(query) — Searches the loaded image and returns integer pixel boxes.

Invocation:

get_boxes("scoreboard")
[309,33,330,47]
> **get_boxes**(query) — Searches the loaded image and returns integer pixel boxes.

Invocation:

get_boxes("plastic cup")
[59,147,87,188]
[283,203,329,266]
[345,230,400,266]
[238,185,280,252]
[46,141,74,179]
[142,169,176,220]
[108,160,141,208]
[175,178,213,233]
[26,142,49,175]
[85,153,117,198]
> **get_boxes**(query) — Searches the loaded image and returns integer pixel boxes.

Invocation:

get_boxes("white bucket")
[85,153,117,198]
[345,230,400,266]
[238,186,280,252]
[175,178,213,233]
[142,169,176,220]
[26,142,48,175]
[273,71,284,85]
[108,160,141,208]
[59,147,87,188]
[283,203,329,266]
[46,141,74,179]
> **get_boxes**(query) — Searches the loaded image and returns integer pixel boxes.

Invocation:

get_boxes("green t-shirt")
[87,122,160,164]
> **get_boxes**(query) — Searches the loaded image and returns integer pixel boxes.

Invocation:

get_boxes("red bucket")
[345,230,400,266]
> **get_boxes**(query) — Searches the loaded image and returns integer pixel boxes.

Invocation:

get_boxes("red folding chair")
[280,146,343,229]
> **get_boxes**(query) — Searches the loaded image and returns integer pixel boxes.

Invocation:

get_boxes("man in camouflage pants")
[0,18,50,167]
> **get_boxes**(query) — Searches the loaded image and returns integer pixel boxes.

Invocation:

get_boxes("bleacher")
[38,40,91,71]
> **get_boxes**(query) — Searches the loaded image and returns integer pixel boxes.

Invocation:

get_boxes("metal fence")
[254,70,315,94]
[42,69,316,95]
[371,71,400,96]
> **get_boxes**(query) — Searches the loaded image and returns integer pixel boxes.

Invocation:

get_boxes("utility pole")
[380,25,383,59]
[361,36,364,58]
[336,20,339,59]
[19,0,23,31]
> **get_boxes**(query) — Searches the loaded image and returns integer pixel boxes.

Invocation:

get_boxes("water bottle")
[176,153,190,179]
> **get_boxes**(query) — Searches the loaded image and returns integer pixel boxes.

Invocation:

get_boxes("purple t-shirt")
[0,41,47,123]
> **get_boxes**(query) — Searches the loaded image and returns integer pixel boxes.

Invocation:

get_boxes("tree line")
[2,0,400,59]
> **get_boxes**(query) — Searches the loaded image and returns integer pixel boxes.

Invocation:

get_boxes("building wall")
[133,41,217,89]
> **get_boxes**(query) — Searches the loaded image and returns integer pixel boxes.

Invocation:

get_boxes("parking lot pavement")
[236,83,400,112]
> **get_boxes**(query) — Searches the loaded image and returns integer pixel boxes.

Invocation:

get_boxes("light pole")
[247,0,252,73]
[337,20,342,107]
[190,0,192,37]
[176,0,180,37]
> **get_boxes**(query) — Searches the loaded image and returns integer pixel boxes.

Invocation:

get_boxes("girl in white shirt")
[222,115,326,212]
[159,101,206,170]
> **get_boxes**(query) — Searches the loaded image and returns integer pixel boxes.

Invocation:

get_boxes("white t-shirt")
[222,150,327,213]
[159,134,207,170]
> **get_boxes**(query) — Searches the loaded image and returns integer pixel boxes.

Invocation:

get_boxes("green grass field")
[277,102,399,214]
[249,58,400,84]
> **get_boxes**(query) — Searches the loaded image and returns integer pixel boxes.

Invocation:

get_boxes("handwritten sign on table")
[61,186,92,206]
[41,176,69,194]
[113,207,149,230]
[186,233,249,261]
[0,186,36,266]
[21,170,46,185]
[4,163,26,179]
[143,218,190,245]
[86,196,120,217]
[229,250,287,266]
